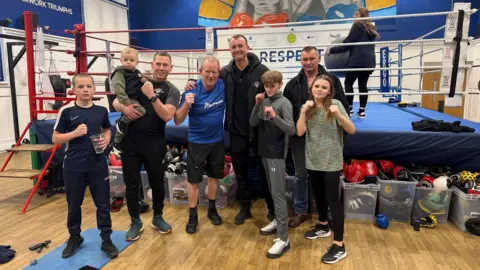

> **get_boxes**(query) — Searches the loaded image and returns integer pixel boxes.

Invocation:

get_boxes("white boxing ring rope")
[91,8,478,100]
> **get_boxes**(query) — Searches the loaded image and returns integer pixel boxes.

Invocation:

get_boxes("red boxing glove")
[378,160,394,178]
[394,166,412,181]
[363,161,378,177]
[344,162,367,184]
[419,175,435,187]
[109,153,122,167]
[255,12,289,26]
[229,12,254,28]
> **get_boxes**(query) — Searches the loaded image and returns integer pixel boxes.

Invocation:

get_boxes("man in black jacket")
[283,46,349,228]
[221,34,274,225]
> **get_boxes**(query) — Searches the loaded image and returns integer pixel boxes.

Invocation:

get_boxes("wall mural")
[198,0,397,27]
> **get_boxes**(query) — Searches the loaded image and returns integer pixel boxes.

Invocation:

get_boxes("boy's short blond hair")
[261,70,283,85]
[121,47,138,58]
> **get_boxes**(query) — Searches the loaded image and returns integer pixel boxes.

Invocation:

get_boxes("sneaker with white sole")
[260,219,277,235]
[266,238,290,259]
[321,243,347,264]
[304,223,331,240]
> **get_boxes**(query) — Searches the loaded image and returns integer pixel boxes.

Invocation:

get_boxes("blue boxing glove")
[297,14,323,22]
[326,4,357,21]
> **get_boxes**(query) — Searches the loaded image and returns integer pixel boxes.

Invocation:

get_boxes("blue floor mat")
[24,229,131,270]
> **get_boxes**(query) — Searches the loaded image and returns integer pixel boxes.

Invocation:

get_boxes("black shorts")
[187,141,225,184]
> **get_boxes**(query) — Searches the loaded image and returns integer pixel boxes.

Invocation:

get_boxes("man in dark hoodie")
[186,34,274,225]
[283,46,349,228]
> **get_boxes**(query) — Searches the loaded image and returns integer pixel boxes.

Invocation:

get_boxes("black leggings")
[344,71,372,110]
[308,169,344,242]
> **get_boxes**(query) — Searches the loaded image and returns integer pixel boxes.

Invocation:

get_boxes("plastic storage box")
[167,172,189,205]
[377,178,418,222]
[449,187,480,231]
[199,172,237,209]
[109,166,126,199]
[141,172,170,203]
[411,186,453,223]
[342,178,380,221]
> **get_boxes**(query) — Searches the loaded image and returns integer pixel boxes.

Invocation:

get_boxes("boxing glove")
[394,166,412,181]
[109,153,122,167]
[255,12,289,26]
[362,161,378,184]
[418,175,435,188]
[378,160,395,178]
[344,162,367,184]
[229,12,254,28]
[296,14,322,22]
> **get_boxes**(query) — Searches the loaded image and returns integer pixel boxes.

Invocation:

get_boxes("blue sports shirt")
[179,78,225,144]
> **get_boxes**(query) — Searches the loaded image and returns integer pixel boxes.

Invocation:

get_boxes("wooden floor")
[0,152,479,270]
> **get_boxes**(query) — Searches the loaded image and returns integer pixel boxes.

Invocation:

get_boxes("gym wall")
[128,0,478,51]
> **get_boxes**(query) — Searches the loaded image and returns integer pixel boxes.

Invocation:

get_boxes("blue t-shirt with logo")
[54,103,111,172]
[179,79,225,144]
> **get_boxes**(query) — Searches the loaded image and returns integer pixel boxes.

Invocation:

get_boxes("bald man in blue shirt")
[174,56,226,234]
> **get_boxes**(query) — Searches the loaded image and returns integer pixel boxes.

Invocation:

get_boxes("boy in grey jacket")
[249,70,296,259]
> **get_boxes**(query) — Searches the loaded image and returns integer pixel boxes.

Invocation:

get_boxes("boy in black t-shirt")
[53,74,118,259]
[111,47,147,152]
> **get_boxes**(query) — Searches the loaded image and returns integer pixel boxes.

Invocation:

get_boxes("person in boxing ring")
[113,52,181,241]
[326,7,380,118]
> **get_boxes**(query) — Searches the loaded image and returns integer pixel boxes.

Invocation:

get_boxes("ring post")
[397,44,403,102]
[419,40,424,90]
[74,24,88,73]
[205,27,214,55]
[24,11,36,122]
[23,11,43,172]
[105,41,113,92]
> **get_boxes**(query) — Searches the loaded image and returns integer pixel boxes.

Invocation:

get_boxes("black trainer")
[101,237,119,258]
[321,243,347,264]
[207,209,222,225]
[186,214,198,234]
[304,223,331,240]
[62,235,84,258]
[234,202,252,225]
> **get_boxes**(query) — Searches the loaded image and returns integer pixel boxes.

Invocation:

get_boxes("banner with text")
[0,0,82,36]
[216,24,352,83]
[380,47,390,92]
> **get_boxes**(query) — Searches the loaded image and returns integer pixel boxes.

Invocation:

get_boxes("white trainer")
[260,219,277,235]
[266,238,290,259]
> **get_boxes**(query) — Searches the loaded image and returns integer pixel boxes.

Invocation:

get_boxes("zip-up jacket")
[249,93,296,159]
[220,53,269,144]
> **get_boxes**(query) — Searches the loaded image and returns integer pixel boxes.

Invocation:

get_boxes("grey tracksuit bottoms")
[262,157,288,242]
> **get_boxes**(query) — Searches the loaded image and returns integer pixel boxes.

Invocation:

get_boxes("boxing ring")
[21,6,480,175]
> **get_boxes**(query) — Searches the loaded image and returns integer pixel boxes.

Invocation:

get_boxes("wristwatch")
[149,96,158,103]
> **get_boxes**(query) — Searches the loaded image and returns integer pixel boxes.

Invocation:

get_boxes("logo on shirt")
[271,167,276,172]
[155,88,164,94]
[70,116,79,121]
[253,81,260,88]
[204,99,224,110]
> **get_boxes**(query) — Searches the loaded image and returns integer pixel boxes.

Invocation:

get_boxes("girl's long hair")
[355,8,380,39]
[306,74,335,121]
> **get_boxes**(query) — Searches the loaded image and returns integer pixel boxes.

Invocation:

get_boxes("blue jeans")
[291,136,308,215]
